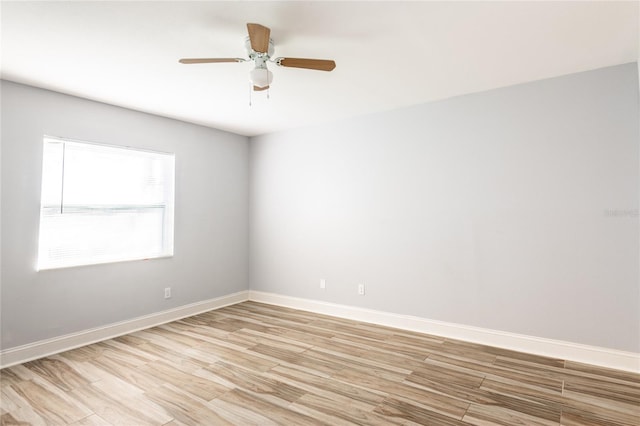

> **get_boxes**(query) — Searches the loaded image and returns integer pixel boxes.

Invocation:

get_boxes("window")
[37,136,175,270]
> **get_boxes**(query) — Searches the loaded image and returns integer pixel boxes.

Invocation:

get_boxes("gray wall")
[2,63,638,354]
[250,63,640,352]
[1,81,249,349]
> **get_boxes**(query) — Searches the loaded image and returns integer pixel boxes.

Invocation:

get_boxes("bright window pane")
[37,137,175,270]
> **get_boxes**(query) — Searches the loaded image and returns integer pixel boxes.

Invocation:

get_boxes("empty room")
[1,1,639,425]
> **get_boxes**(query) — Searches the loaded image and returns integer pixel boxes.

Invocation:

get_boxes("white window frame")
[37,136,175,270]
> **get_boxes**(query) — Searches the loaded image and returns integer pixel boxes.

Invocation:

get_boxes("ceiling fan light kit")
[249,67,273,89]
[179,23,336,93]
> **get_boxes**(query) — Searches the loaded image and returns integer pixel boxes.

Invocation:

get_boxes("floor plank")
[1,301,639,425]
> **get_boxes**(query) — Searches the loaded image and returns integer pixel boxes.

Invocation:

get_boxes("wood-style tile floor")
[1,301,639,425]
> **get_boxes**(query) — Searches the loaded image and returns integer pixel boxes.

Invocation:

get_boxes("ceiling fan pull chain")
[248,82,252,107]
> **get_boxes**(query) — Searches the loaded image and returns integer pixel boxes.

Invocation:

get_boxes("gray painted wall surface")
[250,63,640,352]
[2,64,638,354]
[1,81,249,349]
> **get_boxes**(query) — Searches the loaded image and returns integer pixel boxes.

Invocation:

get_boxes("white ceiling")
[1,1,638,137]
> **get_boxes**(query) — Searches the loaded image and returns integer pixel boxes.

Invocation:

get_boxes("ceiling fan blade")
[253,85,269,91]
[276,58,336,71]
[246,23,271,53]
[179,58,245,64]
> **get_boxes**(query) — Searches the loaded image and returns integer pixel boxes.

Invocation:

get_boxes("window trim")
[37,135,176,271]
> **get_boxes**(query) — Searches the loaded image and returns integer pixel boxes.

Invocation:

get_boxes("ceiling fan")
[179,23,336,91]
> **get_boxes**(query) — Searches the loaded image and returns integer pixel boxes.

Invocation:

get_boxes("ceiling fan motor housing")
[245,36,274,59]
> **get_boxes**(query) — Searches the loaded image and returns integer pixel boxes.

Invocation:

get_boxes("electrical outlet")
[320,279,326,289]
[358,284,365,295]
[164,287,171,299]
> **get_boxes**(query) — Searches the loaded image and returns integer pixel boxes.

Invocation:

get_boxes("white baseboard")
[249,291,640,373]
[0,290,249,368]
[3,289,638,374]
